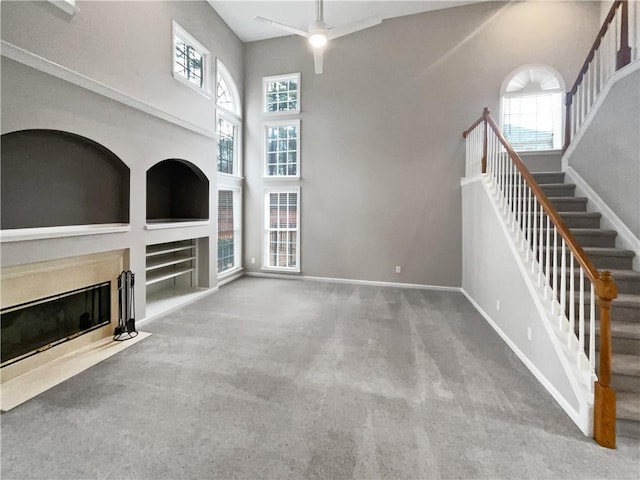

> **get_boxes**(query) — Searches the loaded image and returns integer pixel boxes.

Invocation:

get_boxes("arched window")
[501,65,564,151]
[215,60,242,277]
[216,60,240,116]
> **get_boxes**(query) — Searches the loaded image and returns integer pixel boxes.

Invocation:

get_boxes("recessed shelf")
[146,255,196,272]
[146,267,195,286]
[0,224,131,243]
[146,244,195,257]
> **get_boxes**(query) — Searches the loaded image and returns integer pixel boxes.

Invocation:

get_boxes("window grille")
[217,191,235,273]
[265,122,299,177]
[265,191,299,269]
[217,118,235,175]
[263,74,300,113]
[175,39,203,87]
[501,66,564,151]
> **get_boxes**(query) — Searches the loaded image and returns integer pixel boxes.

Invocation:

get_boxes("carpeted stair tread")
[612,352,640,378]
[560,211,601,219]
[582,247,635,258]
[569,228,617,237]
[595,321,640,339]
[531,172,565,184]
[617,391,640,421]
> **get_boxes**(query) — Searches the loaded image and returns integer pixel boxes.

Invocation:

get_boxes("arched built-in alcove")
[146,159,209,223]
[1,130,130,229]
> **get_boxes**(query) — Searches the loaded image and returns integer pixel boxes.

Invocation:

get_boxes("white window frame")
[216,60,242,117]
[217,185,242,280]
[172,21,211,97]
[216,60,242,178]
[263,119,301,179]
[500,64,565,152]
[262,73,301,115]
[263,187,300,273]
[216,110,242,178]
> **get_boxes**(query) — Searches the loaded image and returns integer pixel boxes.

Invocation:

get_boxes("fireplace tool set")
[115,270,138,341]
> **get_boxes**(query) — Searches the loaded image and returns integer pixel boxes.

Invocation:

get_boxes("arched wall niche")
[1,129,130,229]
[146,159,209,223]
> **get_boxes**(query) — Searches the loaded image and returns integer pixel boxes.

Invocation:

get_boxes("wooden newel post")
[594,271,618,449]
[616,0,631,70]
[481,108,489,174]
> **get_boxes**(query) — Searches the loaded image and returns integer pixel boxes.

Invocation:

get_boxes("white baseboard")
[217,269,244,287]
[565,166,640,270]
[244,271,462,292]
[138,287,218,327]
[460,288,588,435]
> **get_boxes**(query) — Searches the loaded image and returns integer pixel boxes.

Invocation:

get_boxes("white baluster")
[552,225,558,314]
[531,200,538,273]
[560,238,567,331]
[538,207,545,286]
[523,182,530,253]
[589,281,596,390]
[569,255,575,348]
[544,215,551,297]
[578,266,585,365]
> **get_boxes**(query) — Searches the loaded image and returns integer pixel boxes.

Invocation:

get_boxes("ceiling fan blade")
[327,17,382,40]
[255,16,309,37]
[313,49,324,75]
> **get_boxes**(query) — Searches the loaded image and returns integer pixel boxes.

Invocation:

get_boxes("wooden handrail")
[564,1,631,151]
[464,108,618,448]
[568,1,627,96]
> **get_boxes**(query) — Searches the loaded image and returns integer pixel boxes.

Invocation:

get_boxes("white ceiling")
[208,1,483,42]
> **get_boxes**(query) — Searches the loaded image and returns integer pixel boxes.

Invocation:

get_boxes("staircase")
[532,171,640,439]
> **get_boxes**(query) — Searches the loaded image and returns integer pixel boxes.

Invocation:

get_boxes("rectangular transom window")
[218,190,239,273]
[264,189,299,271]
[172,21,210,95]
[264,120,300,177]
[263,73,300,113]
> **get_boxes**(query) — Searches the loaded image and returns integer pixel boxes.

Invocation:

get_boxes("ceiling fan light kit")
[255,0,381,74]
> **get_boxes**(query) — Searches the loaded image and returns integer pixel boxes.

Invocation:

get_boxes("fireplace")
[1,250,124,383]
[1,282,111,366]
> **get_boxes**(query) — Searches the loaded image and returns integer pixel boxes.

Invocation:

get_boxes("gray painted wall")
[243,1,601,287]
[566,68,640,239]
[1,1,244,319]
[461,178,581,425]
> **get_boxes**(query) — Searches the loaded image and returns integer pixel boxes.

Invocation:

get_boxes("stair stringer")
[462,175,594,435]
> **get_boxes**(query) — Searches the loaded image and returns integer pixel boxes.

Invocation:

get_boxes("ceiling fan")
[256,0,382,74]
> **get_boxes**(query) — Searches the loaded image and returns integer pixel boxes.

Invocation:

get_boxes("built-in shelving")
[145,240,196,286]
[145,239,199,313]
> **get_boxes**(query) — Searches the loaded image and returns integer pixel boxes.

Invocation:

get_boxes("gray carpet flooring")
[1,277,639,479]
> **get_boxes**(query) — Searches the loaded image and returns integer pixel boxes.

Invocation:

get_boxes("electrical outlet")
[251,257,256,264]
[496,300,501,311]
[395,266,402,274]
[527,327,532,341]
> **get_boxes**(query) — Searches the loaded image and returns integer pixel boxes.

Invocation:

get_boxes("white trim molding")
[565,166,640,269]
[1,224,131,243]
[1,40,216,139]
[245,271,462,292]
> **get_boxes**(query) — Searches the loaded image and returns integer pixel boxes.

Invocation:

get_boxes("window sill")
[262,109,301,116]
[260,267,300,274]
[145,219,210,230]
[218,267,244,286]
[172,72,211,99]
[262,176,301,181]
[516,149,562,156]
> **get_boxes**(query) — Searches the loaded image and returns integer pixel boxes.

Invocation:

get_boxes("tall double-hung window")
[216,60,242,277]
[264,189,300,271]
[501,65,564,151]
